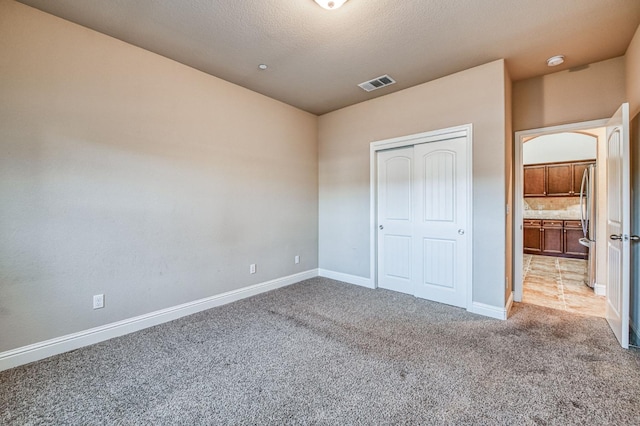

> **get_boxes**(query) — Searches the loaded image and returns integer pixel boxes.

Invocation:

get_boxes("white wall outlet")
[294,255,300,264]
[250,264,256,274]
[93,294,104,309]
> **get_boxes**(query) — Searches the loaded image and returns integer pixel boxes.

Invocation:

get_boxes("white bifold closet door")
[377,137,468,308]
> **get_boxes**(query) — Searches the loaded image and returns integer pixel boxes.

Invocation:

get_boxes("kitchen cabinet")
[546,164,572,196]
[523,159,595,197]
[564,220,588,258]
[523,166,546,197]
[541,220,563,255]
[523,219,588,259]
[523,219,542,253]
[571,161,593,195]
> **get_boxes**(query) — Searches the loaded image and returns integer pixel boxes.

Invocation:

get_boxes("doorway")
[514,120,608,318]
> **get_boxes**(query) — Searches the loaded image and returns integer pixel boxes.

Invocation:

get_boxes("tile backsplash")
[524,197,580,211]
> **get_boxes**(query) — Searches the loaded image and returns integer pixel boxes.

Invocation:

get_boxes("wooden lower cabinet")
[523,219,542,253]
[523,219,588,259]
[564,220,588,258]
[541,220,563,255]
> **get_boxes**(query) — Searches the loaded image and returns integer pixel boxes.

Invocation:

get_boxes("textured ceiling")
[17,0,640,115]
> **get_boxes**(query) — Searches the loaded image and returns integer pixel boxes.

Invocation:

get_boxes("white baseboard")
[0,269,318,372]
[468,301,509,320]
[318,269,374,289]
[594,282,605,296]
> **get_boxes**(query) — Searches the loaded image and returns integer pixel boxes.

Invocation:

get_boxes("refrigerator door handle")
[580,168,588,237]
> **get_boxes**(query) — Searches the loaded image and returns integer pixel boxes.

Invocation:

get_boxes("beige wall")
[0,1,318,352]
[513,57,626,132]
[627,25,640,118]
[319,60,509,308]
[627,24,640,341]
[631,115,640,341]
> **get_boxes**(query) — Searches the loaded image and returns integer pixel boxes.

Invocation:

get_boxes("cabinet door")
[523,225,542,253]
[572,161,594,196]
[546,163,572,196]
[564,226,588,258]
[541,221,563,254]
[523,165,546,197]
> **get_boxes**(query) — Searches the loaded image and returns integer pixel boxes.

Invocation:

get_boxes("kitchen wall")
[0,1,319,352]
[523,133,597,164]
[318,60,510,309]
[524,198,581,214]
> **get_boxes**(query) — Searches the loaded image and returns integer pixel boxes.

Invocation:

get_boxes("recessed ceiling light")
[258,64,268,70]
[313,0,348,10]
[546,55,565,67]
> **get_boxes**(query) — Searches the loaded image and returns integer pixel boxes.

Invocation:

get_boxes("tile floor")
[522,254,606,318]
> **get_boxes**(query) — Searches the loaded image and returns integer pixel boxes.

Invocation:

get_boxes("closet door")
[413,137,469,308]
[377,147,415,295]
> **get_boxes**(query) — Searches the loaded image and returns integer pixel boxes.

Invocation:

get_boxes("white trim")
[468,301,509,320]
[513,119,608,302]
[318,269,374,289]
[369,124,474,312]
[0,269,318,372]
[505,291,514,318]
[594,282,606,296]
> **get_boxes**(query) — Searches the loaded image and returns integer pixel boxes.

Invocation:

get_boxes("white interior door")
[376,134,469,308]
[413,138,468,307]
[377,147,415,295]
[605,103,630,349]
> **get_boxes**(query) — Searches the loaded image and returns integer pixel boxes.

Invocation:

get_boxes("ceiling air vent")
[358,74,396,92]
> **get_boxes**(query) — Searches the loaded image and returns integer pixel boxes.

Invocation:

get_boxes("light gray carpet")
[1,277,639,425]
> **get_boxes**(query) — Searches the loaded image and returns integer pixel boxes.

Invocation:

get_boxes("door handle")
[458,229,465,235]
[630,235,639,242]
[610,234,622,241]
[379,225,384,230]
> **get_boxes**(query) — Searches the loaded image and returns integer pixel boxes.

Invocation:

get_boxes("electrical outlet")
[93,294,104,309]
[250,264,256,274]
[294,255,300,264]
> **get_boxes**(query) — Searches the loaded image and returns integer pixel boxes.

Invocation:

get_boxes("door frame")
[369,124,474,310]
[513,119,608,302]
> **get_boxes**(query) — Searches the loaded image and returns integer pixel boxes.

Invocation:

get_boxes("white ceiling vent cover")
[358,75,396,92]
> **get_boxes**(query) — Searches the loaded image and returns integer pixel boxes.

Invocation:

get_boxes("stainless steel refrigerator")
[579,164,596,288]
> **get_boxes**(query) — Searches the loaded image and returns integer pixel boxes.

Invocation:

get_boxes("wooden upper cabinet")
[523,165,546,197]
[524,159,595,197]
[546,163,572,196]
[572,161,592,195]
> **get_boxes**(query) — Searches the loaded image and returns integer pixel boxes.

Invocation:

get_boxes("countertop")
[523,210,581,221]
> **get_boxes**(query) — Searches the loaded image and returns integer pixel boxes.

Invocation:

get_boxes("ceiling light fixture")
[258,64,268,70]
[546,55,565,67]
[313,0,348,10]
